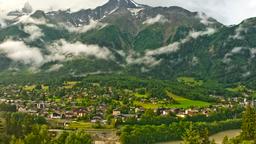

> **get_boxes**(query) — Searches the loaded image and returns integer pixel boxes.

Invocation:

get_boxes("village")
[0,79,254,131]
[0,80,253,144]
[0,93,251,128]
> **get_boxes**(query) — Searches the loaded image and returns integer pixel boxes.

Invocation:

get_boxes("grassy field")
[134,93,149,98]
[226,85,247,92]
[48,119,95,129]
[63,81,80,89]
[134,92,210,109]
[168,92,210,108]
[66,122,93,129]
[227,85,256,97]
[23,85,36,91]
[23,85,49,91]
[177,77,203,87]
[65,121,113,129]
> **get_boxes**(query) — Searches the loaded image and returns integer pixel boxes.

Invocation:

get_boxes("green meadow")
[134,92,210,109]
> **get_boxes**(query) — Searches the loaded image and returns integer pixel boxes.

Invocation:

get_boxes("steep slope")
[46,0,147,27]
[0,0,256,87]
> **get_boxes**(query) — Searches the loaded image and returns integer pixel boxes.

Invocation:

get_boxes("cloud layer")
[0,39,113,69]
[48,39,112,60]
[23,25,44,41]
[63,20,107,33]
[127,28,216,67]
[143,14,168,25]
[0,40,44,66]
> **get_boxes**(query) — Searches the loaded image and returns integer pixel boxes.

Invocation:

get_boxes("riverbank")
[157,129,241,144]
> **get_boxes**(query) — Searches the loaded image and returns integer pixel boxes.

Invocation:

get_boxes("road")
[49,128,119,143]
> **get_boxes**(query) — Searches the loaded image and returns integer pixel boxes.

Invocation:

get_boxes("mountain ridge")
[0,0,256,87]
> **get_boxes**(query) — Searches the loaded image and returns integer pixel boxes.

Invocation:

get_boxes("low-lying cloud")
[0,18,6,28]
[63,20,107,33]
[47,64,64,72]
[0,40,44,66]
[126,52,161,67]
[23,25,44,41]
[48,39,113,60]
[127,28,216,67]
[229,25,247,40]
[143,14,168,25]
[197,12,214,25]
[189,28,216,39]
[145,28,216,56]
[223,47,256,63]
[0,26,218,71]
[14,15,47,25]
[0,39,113,70]
[145,42,180,56]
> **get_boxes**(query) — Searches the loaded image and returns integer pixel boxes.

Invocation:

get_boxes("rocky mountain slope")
[0,0,256,86]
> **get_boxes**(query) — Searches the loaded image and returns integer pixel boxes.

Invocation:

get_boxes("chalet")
[135,107,145,113]
[64,111,75,119]
[91,116,103,123]
[162,110,170,116]
[201,108,212,116]
[27,109,38,115]
[64,121,70,127]
[176,109,186,118]
[37,102,45,109]
[18,107,27,113]
[121,114,137,119]
[73,108,87,117]
[50,112,62,119]
[185,109,199,116]
[112,110,121,116]
[170,108,181,114]
[176,114,186,118]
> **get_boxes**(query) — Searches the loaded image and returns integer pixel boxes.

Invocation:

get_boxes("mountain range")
[0,0,256,86]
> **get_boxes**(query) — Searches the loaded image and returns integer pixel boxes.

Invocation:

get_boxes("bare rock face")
[22,2,33,14]
[7,2,33,16]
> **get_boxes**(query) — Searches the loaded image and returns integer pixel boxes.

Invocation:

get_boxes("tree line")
[120,119,241,144]
[0,112,92,144]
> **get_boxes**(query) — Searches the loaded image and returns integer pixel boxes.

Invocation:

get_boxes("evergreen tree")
[64,130,92,144]
[54,132,69,144]
[24,125,50,144]
[222,136,229,144]
[10,136,24,144]
[241,105,256,140]
[183,124,216,144]
[182,123,201,144]
[201,128,211,144]
[210,139,216,144]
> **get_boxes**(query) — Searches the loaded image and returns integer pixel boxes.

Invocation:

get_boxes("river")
[157,129,241,144]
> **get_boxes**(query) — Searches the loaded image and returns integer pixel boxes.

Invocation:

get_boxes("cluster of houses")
[0,97,216,124]
[111,96,256,120]
[0,94,253,121]
[112,107,212,120]
[0,98,109,123]
[0,83,255,127]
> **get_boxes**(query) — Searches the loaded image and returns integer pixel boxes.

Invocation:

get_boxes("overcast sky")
[1,0,256,25]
